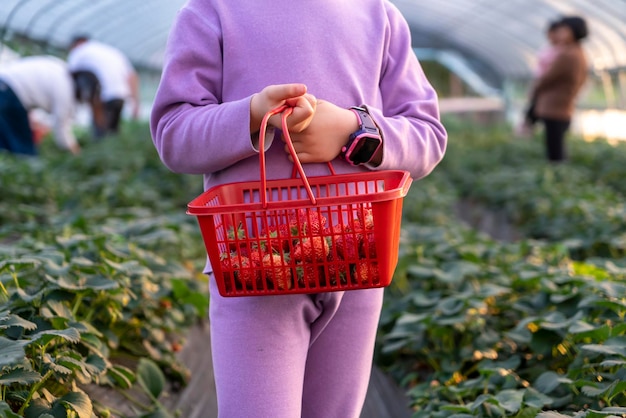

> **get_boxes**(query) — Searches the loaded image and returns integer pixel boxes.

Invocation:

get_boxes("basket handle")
[259,105,319,207]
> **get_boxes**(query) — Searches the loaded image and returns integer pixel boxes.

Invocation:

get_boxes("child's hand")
[284,100,359,164]
[250,84,316,134]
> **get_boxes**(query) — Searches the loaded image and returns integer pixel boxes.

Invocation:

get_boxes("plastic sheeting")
[1,0,625,82]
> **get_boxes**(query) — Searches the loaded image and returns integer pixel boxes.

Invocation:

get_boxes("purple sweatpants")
[208,277,384,418]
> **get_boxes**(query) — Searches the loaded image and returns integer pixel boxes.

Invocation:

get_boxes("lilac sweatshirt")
[150,0,447,191]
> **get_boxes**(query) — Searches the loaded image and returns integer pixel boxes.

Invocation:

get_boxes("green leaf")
[56,356,90,375]
[582,337,626,357]
[0,314,37,331]
[28,328,81,344]
[58,391,93,418]
[437,296,466,315]
[534,371,572,394]
[581,383,607,397]
[84,354,109,375]
[523,388,553,409]
[494,389,524,413]
[139,409,176,418]
[0,400,22,418]
[136,358,165,399]
[515,407,542,418]
[0,369,42,385]
[79,333,107,357]
[45,274,119,291]
[44,300,74,321]
[23,399,55,418]
[107,365,135,389]
[0,337,26,367]
[536,412,572,418]
[600,359,626,367]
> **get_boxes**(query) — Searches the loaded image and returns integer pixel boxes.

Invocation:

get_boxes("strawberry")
[357,207,374,230]
[353,261,380,285]
[262,253,292,290]
[260,223,294,252]
[292,236,330,263]
[335,229,361,261]
[296,263,322,288]
[360,230,377,259]
[288,208,327,237]
[326,252,348,286]
[248,249,264,266]
[220,252,258,290]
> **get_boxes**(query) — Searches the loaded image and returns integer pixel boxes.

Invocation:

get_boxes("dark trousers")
[94,98,125,138]
[0,80,36,156]
[104,99,125,133]
[541,118,571,162]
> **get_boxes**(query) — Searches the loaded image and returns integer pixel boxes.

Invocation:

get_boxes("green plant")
[1,122,208,417]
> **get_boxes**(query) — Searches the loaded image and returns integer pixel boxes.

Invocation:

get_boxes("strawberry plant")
[376,120,626,417]
[1,122,208,417]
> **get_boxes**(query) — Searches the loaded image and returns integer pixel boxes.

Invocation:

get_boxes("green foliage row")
[378,121,626,417]
[4,118,626,417]
[0,124,208,418]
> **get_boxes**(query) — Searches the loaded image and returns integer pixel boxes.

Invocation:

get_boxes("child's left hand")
[284,100,359,164]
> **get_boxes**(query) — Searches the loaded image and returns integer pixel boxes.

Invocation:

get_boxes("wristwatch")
[341,106,383,166]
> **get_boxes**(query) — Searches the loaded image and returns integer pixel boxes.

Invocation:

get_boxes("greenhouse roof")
[1,0,625,84]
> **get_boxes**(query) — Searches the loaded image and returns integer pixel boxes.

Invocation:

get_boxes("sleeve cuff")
[251,127,276,152]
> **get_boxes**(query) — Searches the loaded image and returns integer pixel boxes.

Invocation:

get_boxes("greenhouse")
[2,1,626,417]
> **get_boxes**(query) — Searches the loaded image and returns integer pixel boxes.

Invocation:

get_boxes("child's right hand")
[250,84,316,134]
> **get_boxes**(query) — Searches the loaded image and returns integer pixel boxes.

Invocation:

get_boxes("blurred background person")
[67,35,140,137]
[0,55,80,156]
[518,18,563,137]
[530,15,589,162]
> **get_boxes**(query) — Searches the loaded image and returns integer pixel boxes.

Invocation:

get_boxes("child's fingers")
[283,94,316,132]
[265,83,308,103]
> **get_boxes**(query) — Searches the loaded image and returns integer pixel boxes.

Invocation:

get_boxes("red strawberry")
[249,249,264,266]
[326,252,348,286]
[360,231,377,259]
[220,253,258,290]
[262,253,292,290]
[288,208,327,237]
[296,263,322,288]
[260,223,294,252]
[353,261,380,285]
[292,236,330,263]
[335,230,361,261]
[357,207,374,230]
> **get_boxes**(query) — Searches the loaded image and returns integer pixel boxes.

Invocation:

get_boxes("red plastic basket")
[187,105,412,297]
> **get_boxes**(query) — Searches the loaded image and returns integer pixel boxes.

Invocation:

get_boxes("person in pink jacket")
[150,1,447,417]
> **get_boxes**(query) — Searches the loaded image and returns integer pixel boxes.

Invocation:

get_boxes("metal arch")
[0,0,38,44]
[23,0,68,40]
[44,0,119,50]
[87,1,165,42]
[90,1,172,52]
[90,1,183,69]
[3,0,626,80]
[399,0,538,79]
[395,0,626,80]
[48,0,172,67]
[394,0,543,79]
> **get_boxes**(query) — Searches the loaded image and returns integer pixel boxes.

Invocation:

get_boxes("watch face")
[349,136,381,165]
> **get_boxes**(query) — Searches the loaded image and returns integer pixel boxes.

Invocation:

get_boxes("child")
[150,1,447,417]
